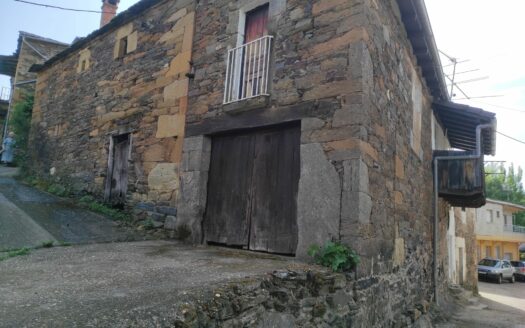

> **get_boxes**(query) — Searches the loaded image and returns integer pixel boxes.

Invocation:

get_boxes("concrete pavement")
[0,240,297,327]
[0,166,143,251]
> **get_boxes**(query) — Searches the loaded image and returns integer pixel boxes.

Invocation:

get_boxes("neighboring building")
[0,31,68,139]
[28,0,496,324]
[475,198,525,261]
[0,87,9,130]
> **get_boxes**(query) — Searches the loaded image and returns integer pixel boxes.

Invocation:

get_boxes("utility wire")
[497,131,525,145]
[14,0,112,14]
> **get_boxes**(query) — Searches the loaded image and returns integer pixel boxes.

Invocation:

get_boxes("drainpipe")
[432,123,493,305]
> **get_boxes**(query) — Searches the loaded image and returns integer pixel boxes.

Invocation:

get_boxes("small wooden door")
[105,134,131,205]
[204,123,300,255]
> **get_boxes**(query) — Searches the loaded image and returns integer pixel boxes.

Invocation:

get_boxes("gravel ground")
[0,240,301,327]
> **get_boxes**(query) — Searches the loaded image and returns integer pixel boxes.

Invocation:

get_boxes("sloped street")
[0,167,142,251]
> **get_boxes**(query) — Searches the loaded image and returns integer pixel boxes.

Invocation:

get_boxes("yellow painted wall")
[476,240,519,261]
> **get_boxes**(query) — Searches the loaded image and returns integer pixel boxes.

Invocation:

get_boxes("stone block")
[164,215,177,230]
[312,0,347,15]
[325,139,378,162]
[301,118,325,131]
[127,31,138,53]
[147,163,180,191]
[135,202,155,212]
[310,28,369,57]
[166,8,187,23]
[163,79,189,104]
[296,143,341,258]
[156,206,177,216]
[393,237,405,267]
[343,158,369,193]
[143,143,166,162]
[395,155,405,179]
[341,191,372,225]
[183,136,211,152]
[155,114,185,139]
[166,51,192,77]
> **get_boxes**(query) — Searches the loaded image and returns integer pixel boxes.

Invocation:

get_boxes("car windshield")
[478,259,498,267]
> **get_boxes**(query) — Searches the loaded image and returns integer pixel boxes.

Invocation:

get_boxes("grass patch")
[40,240,54,248]
[79,196,131,222]
[0,247,31,262]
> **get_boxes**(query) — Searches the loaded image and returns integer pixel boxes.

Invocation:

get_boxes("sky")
[1,0,524,175]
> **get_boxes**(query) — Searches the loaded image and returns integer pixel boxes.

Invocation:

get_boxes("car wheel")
[510,275,515,283]
[497,275,502,284]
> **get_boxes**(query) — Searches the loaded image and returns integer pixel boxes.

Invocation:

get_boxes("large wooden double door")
[204,123,300,255]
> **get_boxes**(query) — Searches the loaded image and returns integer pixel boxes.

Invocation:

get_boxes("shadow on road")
[0,167,145,251]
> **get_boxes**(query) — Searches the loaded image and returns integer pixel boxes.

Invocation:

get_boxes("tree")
[8,93,34,171]
[485,163,525,226]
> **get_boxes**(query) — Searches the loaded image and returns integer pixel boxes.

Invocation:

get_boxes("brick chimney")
[100,0,120,28]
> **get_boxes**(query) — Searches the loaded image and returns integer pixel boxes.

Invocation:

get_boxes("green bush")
[79,197,131,222]
[308,241,360,272]
[8,93,34,171]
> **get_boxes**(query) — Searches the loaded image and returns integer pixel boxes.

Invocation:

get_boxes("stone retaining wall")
[171,269,433,327]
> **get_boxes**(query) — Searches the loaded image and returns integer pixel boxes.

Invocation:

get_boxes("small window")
[117,36,128,58]
[496,211,500,218]
[80,59,87,72]
[486,209,494,223]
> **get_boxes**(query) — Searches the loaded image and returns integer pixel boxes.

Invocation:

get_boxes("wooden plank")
[185,100,338,137]
[204,133,255,246]
[248,123,300,254]
[109,134,130,205]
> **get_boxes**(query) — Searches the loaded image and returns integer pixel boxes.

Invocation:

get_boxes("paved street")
[447,280,525,328]
[0,166,142,251]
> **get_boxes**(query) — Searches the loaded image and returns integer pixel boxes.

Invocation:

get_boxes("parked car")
[510,260,525,282]
[477,258,515,284]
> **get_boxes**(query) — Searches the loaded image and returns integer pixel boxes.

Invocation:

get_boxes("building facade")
[0,32,68,140]
[475,199,525,261]
[28,0,497,324]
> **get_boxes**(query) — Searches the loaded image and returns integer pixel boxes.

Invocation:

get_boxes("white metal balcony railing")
[503,224,525,234]
[223,35,273,104]
[0,87,11,101]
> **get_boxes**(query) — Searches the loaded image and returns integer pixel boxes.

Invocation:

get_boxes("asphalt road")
[478,280,525,316]
[0,167,142,251]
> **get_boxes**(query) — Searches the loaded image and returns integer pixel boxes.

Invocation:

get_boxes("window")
[504,253,512,260]
[496,211,500,218]
[485,246,491,258]
[486,209,494,223]
[117,36,128,58]
[224,3,272,104]
[495,246,501,259]
[77,48,91,73]
[410,65,423,158]
[113,23,137,60]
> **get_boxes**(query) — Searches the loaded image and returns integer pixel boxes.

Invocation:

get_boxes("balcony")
[503,224,525,234]
[223,35,273,104]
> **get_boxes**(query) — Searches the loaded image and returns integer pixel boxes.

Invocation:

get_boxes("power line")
[497,131,525,145]
[14,0,112,14]
[471,100,525,113]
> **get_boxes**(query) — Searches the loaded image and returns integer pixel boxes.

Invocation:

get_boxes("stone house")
[0,31,68,139]
[475,199,525,261]
[29,0,497,323]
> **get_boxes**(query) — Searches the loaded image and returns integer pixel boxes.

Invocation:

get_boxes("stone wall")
[176,0,440,318]
[29,0,195,228]
[169,269,432,327]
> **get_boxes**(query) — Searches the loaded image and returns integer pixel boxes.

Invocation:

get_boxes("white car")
[477,258,515,284]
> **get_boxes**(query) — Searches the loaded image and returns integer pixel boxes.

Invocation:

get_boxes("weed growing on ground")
[40,241,54,248]
[0,247,31,262]
[308,241,360,272]
[79,196,131,222]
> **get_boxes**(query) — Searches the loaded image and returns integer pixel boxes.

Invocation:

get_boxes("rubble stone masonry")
[30,0,195,223]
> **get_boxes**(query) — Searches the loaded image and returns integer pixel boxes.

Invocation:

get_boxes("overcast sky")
[1,0,524,174]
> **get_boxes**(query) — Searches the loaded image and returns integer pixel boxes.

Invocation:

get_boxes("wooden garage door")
[204,123,300,255]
